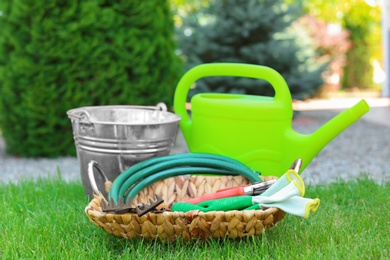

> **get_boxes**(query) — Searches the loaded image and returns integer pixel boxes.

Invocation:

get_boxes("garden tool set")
[89,155,319,219]
[72,62,370,240]
[88,153,264,216]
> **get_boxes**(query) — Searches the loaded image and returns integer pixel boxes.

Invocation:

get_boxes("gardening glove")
[247,195,320,218]
[246,170,320,218]
[260,196,320,218]
[261,169,303,197]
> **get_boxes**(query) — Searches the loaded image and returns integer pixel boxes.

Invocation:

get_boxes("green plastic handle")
[171,196,254,212]
[173,63,291,140]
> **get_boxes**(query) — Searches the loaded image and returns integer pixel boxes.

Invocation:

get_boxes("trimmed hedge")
[0,0,182,157]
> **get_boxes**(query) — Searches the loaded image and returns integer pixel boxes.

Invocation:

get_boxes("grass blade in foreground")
[0,176,388,259]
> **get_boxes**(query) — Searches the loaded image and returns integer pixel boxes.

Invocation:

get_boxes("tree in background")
[176,0,329,100]
[294,15,351,93]
[0,0,182,157]
[298,0,382,90]
[342,1,381,89]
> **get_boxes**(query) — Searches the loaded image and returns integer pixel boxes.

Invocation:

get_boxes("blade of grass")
[0,176,389,259]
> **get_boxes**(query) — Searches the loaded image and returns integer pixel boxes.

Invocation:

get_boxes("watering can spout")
[289,99,370,172]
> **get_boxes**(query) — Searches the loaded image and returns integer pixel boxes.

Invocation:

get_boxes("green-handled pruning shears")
[171,159,303,213]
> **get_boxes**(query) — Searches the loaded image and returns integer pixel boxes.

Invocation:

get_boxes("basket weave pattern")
[85,175,286,240]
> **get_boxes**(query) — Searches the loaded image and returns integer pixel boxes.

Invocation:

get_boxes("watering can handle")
[173,63,291,137]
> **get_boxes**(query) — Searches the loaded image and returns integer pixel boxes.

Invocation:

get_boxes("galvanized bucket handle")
[155,102,167,111]
[69,110,92,123]
[68,103,167,123]
[88,160,110,196]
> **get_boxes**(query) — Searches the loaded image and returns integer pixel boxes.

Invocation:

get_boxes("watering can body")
[174,63,370,177]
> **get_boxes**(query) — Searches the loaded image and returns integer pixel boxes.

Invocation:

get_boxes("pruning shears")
[184,179,277,204]
[171,158,321,219]
[171,159,305,212]
[182,158,302,205]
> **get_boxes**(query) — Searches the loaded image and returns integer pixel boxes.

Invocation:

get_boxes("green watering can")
[173,63,370,177]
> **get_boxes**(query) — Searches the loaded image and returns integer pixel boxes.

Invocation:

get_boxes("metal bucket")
[67,103,181,198]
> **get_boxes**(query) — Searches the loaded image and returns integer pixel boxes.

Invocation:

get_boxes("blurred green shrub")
[342,2,381,89]
[176,0,328,100]
[295,14,351,92]
[298,0,382,90]
[0,0,182,157]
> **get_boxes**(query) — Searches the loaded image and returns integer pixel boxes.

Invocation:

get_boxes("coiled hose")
[108,153,262,204]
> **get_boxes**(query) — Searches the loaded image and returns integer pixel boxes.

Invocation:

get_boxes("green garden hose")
[108,153,262,204]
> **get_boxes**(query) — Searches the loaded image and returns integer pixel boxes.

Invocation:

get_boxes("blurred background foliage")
[172,0,383,92]
[288,0,383,91]
[0,0,182,157]
[0,0,384,157]
[174,0,328,100]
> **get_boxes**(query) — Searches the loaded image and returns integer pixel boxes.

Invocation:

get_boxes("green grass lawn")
[0,175,389,259]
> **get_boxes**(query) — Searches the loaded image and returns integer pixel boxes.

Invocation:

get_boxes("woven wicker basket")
[85,175,286,240]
